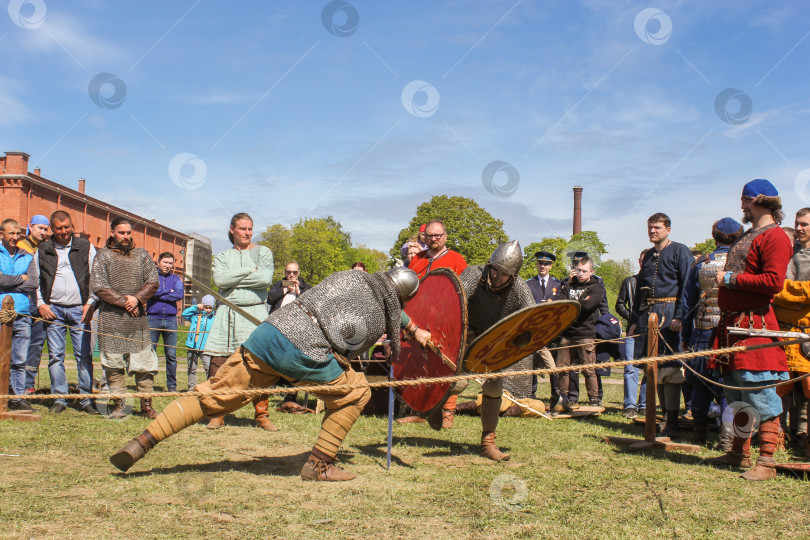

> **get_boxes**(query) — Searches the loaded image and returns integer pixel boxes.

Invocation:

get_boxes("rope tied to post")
[0,309,17,324]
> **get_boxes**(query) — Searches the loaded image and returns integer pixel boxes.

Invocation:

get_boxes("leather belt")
[294,300,319,328]
[645,296,676,306]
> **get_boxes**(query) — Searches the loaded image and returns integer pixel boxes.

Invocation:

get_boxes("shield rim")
[394,267,467,416]
[461,299,580,374]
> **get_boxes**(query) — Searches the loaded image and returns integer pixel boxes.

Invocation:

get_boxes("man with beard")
[399,218,467,427]
[444,240,536,461]
[628,213,692,437]
[90,217,159,418]
[109,267,427,481]
[407,219,467,279]
[772,208,810,455]
[705,179,792,481]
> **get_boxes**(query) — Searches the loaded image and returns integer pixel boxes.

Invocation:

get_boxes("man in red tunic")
[407,219,467,279]
[400,218,468,427]
[705,179,792,481]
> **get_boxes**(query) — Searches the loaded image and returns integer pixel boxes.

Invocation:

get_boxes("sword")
[727,328,810,340]
[185,273,263,327]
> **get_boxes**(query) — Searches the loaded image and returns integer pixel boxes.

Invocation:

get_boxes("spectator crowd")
[2,177,808,481]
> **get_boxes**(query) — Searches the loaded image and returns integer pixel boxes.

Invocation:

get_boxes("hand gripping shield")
[393,268,467,415]
[463,300,580,374]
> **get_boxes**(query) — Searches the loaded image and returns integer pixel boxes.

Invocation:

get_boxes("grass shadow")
[355,435,481,462]
[114,450,312,478]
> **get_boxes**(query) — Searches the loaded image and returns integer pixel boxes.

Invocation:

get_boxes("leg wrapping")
[145,396,205,443]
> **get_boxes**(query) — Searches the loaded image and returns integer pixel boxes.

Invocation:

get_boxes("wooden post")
[0,296,12,414]
[602,311,698,453]
[644,313,659,442]
[0,296,41,421]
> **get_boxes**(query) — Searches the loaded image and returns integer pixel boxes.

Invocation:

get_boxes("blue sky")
[2,1,809,266]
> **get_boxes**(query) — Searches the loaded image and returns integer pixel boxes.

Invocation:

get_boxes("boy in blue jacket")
[181,294,215,391]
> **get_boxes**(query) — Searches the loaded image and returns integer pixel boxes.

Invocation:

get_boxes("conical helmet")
[489,240,523,276]
[385,266,419,301]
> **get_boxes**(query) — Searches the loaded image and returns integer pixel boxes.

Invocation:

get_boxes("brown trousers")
[555,337,598,402]
[209,355,268,417]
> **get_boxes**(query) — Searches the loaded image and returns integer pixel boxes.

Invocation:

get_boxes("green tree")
[345,244,389,273]
[691,238,716,255]
[259,223,292,282]
[596,258,633,318]
[259,216,388,285]
[390,195,508,265]
[520,237,568,280]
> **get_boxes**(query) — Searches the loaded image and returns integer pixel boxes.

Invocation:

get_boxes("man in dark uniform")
[527,251,562,403]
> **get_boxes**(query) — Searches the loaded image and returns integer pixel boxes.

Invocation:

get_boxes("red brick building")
[0,151,188,276]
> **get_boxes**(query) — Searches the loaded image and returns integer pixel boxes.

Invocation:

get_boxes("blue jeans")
[25,318,47,390]
[10,317,32,395]
[150,316,178,390]
[45,305,94,408]
[622,336,647,409]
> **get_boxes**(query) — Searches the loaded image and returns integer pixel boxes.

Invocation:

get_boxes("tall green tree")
[259,216,389,285]
[390,195,508,265]
[259,223,292,282]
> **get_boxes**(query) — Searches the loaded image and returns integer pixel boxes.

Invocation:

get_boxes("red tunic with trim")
[408,249,467,279]
[712,224,792,372]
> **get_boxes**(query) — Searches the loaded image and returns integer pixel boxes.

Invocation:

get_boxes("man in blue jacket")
[0,218,39,411]
[147,252,184,393]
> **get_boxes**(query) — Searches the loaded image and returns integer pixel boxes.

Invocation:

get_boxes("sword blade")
[185,273,263,327]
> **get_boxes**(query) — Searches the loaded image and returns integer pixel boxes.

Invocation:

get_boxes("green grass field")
[3,359,810,539]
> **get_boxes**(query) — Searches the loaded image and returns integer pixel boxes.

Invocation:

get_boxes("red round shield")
[393,268,467,415]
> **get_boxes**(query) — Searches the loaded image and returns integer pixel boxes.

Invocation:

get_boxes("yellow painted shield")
[463,300,580,374]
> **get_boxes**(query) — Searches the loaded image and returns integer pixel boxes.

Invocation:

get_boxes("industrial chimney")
[573,186,582,235]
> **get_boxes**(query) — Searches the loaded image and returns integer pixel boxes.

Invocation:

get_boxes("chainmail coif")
[460,264,537,399]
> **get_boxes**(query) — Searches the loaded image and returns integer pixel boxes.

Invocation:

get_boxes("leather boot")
[741,417,779,481]
[140,398,158,420]
[109,431,158,472]
[253,397,279,432]
[691,416,708,446]
[206,416,225,429]
[660,410,680,439]
[480,431,510,461]
[300,448,356,481]
[704,435,752,469]
[110,399,128,419]
[718,422,733,453]
[442,395,458,429]
[454,400,479,415]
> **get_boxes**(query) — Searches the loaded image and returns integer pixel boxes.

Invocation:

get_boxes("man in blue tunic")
[110,267,426,482]
[628,212,692,437]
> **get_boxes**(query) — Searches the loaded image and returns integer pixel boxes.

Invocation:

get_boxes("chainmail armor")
[268,270,402,363]
[90,246,158,354]
[459,264,536,398]
[696,254,726,329]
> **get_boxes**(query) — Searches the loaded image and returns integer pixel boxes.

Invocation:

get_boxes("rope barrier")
[654,328,810,392]
[5,310,230,357]
[2,336,806,402]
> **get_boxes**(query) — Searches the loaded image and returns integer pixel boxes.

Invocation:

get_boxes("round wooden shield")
[463,300,580,374]
[393,268,467,415]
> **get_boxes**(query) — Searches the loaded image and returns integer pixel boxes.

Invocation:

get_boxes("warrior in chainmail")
[680,217,743,448]
[89,217,159,419]
[110,267,427,482]
[444,241,537,461]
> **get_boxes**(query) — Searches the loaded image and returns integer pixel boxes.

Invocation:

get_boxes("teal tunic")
[242,322,344,383]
